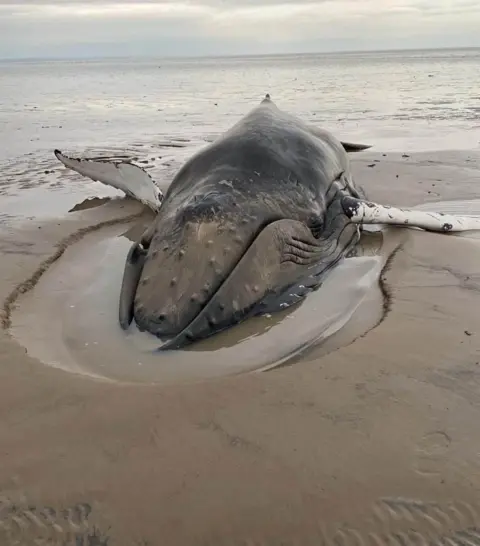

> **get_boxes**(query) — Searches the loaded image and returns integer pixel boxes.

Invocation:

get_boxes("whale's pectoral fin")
[342,196,480,232]
[340,142,372,153]
[54,149,163,212]
[119,241,148,330]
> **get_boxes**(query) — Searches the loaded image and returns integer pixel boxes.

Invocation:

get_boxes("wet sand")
[1,150,480,545]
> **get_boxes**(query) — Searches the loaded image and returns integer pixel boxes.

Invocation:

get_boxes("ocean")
[1,47,479,218]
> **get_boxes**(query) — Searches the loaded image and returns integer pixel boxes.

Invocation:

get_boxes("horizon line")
[1,44,479,63]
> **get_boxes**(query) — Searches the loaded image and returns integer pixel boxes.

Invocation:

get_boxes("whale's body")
[55,95,480,350]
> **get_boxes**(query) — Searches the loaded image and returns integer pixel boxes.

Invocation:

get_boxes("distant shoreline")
[1,45,479,64]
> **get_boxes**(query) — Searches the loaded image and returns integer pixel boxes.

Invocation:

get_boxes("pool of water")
[10,220,405,385]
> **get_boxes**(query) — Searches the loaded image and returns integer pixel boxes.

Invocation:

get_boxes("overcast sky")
[1,0,479,59]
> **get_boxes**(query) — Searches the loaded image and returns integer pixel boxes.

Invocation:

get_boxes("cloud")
[1,0,479,59]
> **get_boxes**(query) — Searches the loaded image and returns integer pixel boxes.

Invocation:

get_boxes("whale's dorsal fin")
[341,141,372,153]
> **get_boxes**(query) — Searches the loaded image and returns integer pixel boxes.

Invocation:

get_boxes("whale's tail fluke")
[341,141,372,153]
[306,124,372,153]
[54,149,163,211]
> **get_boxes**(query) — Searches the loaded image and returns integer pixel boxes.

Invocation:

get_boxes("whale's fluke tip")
[341,142,372,153]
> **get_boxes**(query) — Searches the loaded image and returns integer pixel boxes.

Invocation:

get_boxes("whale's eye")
[307,215,324,238]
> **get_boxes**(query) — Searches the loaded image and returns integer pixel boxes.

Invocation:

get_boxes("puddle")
[10,221,405,385]
[10,197,480,386]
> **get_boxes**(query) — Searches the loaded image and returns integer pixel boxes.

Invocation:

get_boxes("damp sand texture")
[1,151,480,544]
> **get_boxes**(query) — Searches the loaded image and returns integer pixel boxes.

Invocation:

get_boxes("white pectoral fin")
[342,196,480,232]
[54,149,163,211]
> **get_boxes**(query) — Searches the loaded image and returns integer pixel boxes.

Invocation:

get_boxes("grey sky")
[1,0,479,59]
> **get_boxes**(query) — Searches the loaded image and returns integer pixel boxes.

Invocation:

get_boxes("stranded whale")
[54,95,480,349]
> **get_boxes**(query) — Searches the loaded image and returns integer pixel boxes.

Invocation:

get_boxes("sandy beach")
[0,147,479,545]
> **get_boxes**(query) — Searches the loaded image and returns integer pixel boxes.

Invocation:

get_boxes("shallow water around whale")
[10,194,480,384]
[11,218,405,384]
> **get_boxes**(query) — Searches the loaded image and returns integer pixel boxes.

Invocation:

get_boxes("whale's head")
[120,185,361,349]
